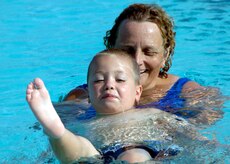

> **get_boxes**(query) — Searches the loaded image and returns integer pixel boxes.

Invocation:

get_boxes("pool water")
[0,0,229,163]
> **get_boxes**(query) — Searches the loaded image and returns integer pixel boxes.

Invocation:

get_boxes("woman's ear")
[165,47,170,58]
[135,85,143,105]
[161,47,170,68]
[161,60,166,69]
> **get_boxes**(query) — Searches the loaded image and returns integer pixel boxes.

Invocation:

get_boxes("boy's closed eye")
[116,74,127,83]
[116,78,126,83]
[94,78,104,83]
[93,75,104,83]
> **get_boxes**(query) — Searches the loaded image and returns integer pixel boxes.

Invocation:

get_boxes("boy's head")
[87,49,142,115]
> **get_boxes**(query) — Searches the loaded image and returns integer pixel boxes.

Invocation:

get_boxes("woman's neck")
[139,75,179,105]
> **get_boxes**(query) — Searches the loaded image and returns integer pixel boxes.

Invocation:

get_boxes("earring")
[159,63,168,78]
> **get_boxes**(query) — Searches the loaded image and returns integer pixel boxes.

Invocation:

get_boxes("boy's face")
[88,55,142,115]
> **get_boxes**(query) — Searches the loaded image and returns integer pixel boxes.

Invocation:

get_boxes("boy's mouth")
[102,93,118,99]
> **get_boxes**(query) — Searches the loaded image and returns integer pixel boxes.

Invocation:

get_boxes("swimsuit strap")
[160,77,191,102]
[137,78,191,111]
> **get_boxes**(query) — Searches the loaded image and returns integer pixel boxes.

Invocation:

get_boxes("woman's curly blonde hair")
[104,3,176,78]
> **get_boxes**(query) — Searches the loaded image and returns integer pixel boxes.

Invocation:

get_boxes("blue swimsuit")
[137,78,190,111]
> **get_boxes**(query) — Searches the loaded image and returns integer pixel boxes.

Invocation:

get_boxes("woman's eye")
[122,47,135,55]
[116,79,125,82]
[145,51,158,56]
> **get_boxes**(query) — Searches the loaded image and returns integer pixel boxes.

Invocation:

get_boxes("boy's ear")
[135,85,142,105]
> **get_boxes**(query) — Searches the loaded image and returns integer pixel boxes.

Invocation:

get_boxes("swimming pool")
[0,0,229,163]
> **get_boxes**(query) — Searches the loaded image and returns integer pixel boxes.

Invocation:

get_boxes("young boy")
[26,49,162,163]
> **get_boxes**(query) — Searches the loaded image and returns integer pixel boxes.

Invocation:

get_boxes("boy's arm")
[25,78,99,163]
[49,129,100,164]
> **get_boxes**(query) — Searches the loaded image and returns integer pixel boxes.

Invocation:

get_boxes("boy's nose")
[104,80,114,90]
[105,85,114,90]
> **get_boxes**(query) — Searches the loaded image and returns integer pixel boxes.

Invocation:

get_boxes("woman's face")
[115,20,166,90]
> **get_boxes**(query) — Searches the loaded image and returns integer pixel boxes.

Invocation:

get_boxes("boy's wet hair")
[87,48,140,85]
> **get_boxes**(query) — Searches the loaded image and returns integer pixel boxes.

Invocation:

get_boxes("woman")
[64,3,223,124]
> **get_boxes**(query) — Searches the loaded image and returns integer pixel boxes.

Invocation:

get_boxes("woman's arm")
[182,81,224,126]
[64,88,89,101]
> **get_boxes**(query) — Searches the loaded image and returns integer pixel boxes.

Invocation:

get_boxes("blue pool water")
[0,0,229,163]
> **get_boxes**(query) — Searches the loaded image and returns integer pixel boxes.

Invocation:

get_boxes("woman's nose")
[134,49,143,66]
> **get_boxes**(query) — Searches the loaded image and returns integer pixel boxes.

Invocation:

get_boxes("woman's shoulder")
[166,74,203,92]
[63,84,88,101]
[181,79,204,93]
[167,74,180,84]
[157,74,179,89]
